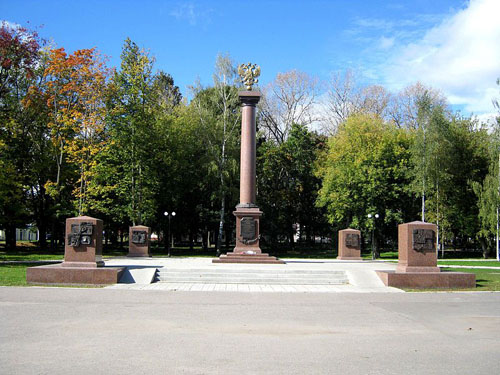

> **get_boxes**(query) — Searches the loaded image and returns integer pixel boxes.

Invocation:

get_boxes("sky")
[2,0,499,120]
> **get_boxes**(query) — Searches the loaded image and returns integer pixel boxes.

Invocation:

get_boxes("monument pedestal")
[27,216,124,285]
[337,228,362,260]
[377,221,475,289]
[213,206,284,264]
[128,225,151,257]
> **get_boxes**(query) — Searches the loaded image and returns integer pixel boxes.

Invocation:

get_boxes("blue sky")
[2,0,499,118]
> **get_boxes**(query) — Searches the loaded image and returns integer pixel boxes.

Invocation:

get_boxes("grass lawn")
[446,268,500,291]
[0,264,28,286]
[438,260,500,267]
[404,268,500,292]
[0,253,64,262]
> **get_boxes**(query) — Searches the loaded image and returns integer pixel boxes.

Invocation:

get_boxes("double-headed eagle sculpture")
[238,63,260,91]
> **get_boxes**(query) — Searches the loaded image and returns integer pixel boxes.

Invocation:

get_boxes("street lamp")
[164,211,176,257]
[368,213,379,260]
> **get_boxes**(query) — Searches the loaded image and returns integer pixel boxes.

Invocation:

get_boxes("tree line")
[1,23,499,257]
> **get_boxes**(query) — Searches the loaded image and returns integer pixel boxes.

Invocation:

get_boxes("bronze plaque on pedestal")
[68,222,94,247]
[413,229,435,253]
[345,233,360,248]
[241,217,256,240]
[132,230,147,244]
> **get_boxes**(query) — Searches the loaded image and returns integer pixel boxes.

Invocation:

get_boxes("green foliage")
[258,123,328,246]
[316,114,415,245]
[473,122,500,256]
[92,38,158,227]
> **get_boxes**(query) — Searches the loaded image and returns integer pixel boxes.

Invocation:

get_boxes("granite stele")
[27,216,124,285]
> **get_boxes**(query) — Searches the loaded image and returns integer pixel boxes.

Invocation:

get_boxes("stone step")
[154,268,348,285]
[156,278,348,285]
[157,272,345,279]
[157,268,345,275]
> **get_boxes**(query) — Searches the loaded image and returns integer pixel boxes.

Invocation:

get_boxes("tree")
[190,53,241,255]
[102,38,158,227]
[257,123,327,250]
[259,69,319,144]
[389,82,447,129]
[43,48,111,215]
[474,128,500,257]
[474,79,500,258]
[0,22,43,249]
[316,114,416,255]
[152,71,182,116]
[320,70,391,136]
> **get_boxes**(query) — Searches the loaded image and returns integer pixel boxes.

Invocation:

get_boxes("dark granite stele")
[337,228,362,260]
[128,225,152,257]
[26,216,124,285]
[377,221,476,289]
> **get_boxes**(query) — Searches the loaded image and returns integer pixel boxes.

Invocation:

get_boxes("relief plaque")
[68,222,94,247]
[240,217,256,241]
[132,230,147,244]
[345,233,360,248]
[413,229,435,253]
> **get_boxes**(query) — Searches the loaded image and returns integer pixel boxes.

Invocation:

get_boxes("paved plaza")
[1,285,499,374]
[1,258,499,374]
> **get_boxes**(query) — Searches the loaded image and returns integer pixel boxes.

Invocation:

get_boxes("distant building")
[0,225,39,242]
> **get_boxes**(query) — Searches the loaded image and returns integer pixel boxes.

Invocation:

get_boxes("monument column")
[238,91,260,206]
[213,63,283,264]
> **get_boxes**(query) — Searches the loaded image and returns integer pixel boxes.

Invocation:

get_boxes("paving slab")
[0,287,499,375]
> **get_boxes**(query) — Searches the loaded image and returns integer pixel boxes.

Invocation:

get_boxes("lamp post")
[368,213,379,260]
[164,211,176,257]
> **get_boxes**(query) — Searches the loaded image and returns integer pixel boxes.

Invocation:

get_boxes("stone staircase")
[154,268,348,285]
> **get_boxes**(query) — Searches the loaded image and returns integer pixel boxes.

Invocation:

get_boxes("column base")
[213,252,285,264]
[337,256,363,261]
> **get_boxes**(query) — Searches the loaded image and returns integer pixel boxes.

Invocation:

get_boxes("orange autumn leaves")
[43,47,112,214]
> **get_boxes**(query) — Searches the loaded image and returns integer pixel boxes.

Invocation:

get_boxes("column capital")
[238,90,261,106]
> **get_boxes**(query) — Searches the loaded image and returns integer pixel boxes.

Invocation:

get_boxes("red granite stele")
[337,228,362,260]
[376,221,475,289]
[26,216,124,285]
[213,90,284,264]
[128,225,151,257]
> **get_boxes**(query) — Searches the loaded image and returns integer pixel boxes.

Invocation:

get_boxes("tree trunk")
[50,220,56,250]
[5,223,16,250]
[480,238,490,259]
[288,228,295,249]
[37,221,47,251]
[216,191,225,257]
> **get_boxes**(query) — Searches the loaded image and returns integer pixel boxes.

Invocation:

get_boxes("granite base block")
[213,252,285,264]
[376,270,476,289]
[26,264,125,285]
[337,256,363,260]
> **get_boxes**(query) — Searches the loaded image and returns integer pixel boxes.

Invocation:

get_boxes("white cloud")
[378,36,395,50]
[169,3,212,27]
[1,20,22,29]
[380,0,500,118]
